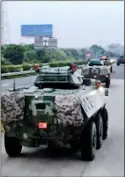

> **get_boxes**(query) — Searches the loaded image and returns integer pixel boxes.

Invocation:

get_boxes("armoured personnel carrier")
[81,65,111,88]
[1,64,109,161]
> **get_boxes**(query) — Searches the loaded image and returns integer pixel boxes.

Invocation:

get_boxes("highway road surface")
[1,65,124,176]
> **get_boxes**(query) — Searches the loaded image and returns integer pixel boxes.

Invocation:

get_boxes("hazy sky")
[2,1,124,48]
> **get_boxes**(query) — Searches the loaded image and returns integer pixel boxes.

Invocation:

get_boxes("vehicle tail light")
[37,122,47,129]
[95,81,101,88]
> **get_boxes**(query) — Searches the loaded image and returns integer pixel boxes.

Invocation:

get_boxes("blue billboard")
[21,24,53,37]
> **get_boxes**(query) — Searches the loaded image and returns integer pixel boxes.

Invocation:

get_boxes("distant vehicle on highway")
[99,56,108,61]
[82,65,111,88]
[117,56,124,66]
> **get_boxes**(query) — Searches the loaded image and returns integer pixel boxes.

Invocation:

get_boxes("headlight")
[98,86,104,92]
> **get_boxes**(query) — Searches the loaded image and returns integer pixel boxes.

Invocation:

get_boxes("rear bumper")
[117,61,125,64]
[4,124,83,147]
[94,77,107,83]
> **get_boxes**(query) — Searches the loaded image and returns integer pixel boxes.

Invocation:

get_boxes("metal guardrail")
[1,63,50,77]
[1,64,85,78]
[1,70,35,77]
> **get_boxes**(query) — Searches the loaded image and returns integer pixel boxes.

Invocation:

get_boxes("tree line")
[1,44,118,66]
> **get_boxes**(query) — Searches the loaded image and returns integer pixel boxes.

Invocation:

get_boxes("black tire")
[4,133,22,157]
[101,108,108,140]
[95,114,103,149]
[110,66,112,73]
[80,120,97,161]
[105,88,109,96]
[105,79,110,88]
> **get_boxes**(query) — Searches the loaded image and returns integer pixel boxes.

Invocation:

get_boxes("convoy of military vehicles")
[2,55,115,161]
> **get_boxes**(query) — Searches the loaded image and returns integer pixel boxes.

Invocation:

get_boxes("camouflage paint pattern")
[1,91,25,126]
[54,95,84,126]
[1,90,84,128]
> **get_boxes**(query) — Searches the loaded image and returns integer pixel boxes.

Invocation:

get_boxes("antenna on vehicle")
[13,79,16,91]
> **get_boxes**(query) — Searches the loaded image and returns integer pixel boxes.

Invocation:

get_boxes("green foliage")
[50,61,70,67]
[36,48,67,63]
[2,43,107,67]
[3,44,25,64]
[36,49,47,62]
[61,49,73,56]
[23,50,37,62]
[1,43,118,75]
[90,44,105,57]
[49,60,87,67]
[79,48,87,58]
[1,65,22,73]
[68,48,79,59]
[23,44,34,51]
[1,46,5,57]
[1,57,12,65]
[22,64,32,71]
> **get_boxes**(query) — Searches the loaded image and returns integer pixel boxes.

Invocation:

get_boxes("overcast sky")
[2,1,124,48]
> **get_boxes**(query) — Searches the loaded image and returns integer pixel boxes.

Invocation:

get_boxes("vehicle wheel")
[80,120,97,161]
[4,133,22,157]
[105,88,109,96]
[101,108,108,140]
[110,66,112,73]
[117,63,120,66]
[95,114,103,149]
[105,79,110,88]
